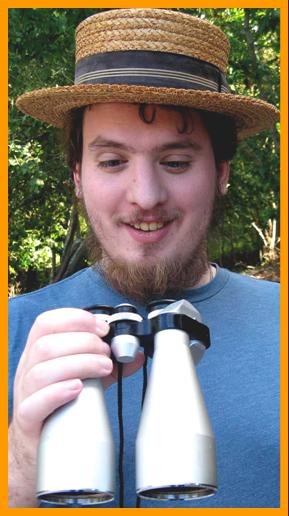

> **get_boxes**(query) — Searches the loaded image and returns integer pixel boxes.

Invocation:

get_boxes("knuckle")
[34,335,53,361]
[26,362,45,391]
[17,397,30,422]
[82,332,110,355]
[34,311,50,328]
[88,355,112,376]
[94,336,111,355]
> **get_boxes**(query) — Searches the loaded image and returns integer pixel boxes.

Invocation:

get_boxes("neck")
[191,263,216,288]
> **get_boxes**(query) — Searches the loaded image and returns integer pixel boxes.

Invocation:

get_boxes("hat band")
[75,50,230,93]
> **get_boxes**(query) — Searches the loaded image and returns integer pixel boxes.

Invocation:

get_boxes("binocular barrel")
[36,378,114,504]
[136,328,217,500]
[36,300,217,505]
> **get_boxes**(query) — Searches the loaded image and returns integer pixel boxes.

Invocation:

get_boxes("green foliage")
[9,8,280,292]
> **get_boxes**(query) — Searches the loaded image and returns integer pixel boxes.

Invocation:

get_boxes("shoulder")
[218,271,280,321]
[221,269,280,296]
[198,266,279,314]
[9,265,129,331]
[9,267,96,314]
[227,269,279,289]
[225,269,279,299]
[8,267,110,333]
[203,267,280,330]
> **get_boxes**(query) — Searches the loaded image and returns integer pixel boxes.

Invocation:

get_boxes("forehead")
[82,103,210,145]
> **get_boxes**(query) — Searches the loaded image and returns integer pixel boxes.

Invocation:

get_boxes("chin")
[121,253,175,267]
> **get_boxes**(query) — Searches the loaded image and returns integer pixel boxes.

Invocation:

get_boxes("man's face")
[74,103,229,299]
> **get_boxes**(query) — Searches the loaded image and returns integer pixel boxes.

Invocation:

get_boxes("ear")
[217,161,230,196]
[73,162,82,198]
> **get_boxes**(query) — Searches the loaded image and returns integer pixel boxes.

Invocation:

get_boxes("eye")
[97,158,128,170]
[160,158,192,173]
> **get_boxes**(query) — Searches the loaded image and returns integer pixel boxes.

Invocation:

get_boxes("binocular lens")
[39,489,114,505]
[138,484,217,501]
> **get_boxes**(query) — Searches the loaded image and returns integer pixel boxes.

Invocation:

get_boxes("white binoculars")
[36,299,217,505]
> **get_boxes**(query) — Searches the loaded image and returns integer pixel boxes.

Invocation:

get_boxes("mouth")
[129,221,167,232]
[122,218,174,244]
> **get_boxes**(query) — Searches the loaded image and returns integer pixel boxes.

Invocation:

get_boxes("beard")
[87,231,209,304]
[82,204,211,304]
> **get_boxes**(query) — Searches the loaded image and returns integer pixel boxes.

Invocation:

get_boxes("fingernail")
[66,379,83,391]
[99,357,113,372]
[95,318,110,336]
[62,380,83,402]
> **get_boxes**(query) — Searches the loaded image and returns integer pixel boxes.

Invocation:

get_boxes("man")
[9,8,280,508]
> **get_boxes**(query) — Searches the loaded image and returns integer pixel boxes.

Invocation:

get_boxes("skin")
[75,104,229,280]
[9,103,229,507]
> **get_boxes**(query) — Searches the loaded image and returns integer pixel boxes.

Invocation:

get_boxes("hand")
[9,307,144,507]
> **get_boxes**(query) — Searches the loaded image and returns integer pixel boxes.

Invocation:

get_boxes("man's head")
[71,102,231,301]
[15,8,279,301]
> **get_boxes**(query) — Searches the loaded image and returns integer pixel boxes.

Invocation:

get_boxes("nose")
[126,158,168,210]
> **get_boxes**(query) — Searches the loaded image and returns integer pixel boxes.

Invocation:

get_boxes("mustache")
[117,208,182,225]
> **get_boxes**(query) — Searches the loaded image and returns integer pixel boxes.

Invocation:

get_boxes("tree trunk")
[51,203,84,283]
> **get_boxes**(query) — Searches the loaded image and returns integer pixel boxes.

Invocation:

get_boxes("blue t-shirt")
[8,265,280,508]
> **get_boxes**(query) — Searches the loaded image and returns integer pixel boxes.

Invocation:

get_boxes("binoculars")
[36,299,217,505]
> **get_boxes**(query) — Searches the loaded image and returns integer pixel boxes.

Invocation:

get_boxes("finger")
[17,379,83,435]
[24,354,113,396]
[26,332,111,368]
[25,308,109,354]
[103,351,145,389]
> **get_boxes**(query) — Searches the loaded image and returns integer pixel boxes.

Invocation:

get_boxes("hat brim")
[16,83,279,139]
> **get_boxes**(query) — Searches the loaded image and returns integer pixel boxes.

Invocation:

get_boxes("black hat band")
[75,50,230,93]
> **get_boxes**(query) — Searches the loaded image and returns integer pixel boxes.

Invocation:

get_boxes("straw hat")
[16,8,279,139]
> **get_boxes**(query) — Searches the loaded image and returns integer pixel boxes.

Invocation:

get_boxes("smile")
[124,219,172,244]
[130,222,165,232]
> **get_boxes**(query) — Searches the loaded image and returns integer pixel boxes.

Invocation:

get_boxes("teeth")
[132,222,165,231]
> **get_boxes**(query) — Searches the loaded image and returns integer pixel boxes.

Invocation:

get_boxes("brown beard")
[78,180,224,304]
[85,227,209,304]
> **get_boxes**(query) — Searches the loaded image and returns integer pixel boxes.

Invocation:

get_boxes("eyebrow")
[87,137,202,153]
[155,141,202,153]
[88,137,134,152]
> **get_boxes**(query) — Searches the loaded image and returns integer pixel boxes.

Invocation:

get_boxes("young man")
[9,9,280,508]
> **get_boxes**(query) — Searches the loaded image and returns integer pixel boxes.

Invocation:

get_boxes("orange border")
[0,3,9,513]
[279,0,289,512]
[1,1,288,515]
[0,1,287,7]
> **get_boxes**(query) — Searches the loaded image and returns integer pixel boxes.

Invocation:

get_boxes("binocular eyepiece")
[36,299,217,506]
